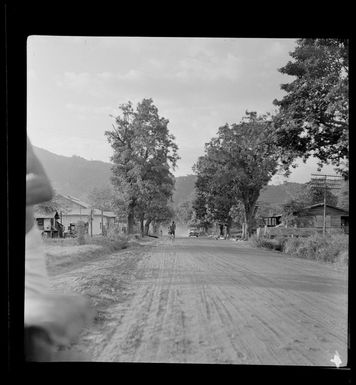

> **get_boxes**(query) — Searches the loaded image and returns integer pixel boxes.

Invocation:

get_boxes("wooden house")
[293,203,349,234]
[33,208,64,238]
[262,214,283,228]
[55,194,117,236]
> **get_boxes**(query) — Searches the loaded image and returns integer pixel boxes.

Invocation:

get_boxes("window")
[36,218,44,229]
[264,217,277,227]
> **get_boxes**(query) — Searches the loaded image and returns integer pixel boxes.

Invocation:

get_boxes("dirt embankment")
[45,239,156,360]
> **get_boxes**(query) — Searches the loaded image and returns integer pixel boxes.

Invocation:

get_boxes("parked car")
[188,228,199,237]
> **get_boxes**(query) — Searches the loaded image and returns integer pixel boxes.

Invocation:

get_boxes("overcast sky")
[27,36,335,184]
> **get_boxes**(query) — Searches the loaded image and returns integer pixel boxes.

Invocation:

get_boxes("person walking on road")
[169,221,176,240]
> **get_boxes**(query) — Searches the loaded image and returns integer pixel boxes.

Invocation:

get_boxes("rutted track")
[54,237,348,365]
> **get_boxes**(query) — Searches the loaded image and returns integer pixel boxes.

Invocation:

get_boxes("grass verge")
[45,235,129,275]
[250,232,348,265]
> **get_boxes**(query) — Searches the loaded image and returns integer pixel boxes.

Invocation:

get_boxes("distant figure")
[25,136,93,361]
[169,221,176,239]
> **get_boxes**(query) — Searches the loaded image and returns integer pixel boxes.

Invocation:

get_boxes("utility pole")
[310,174,344,236]
[101,209,104,236]
[90,208,93,237]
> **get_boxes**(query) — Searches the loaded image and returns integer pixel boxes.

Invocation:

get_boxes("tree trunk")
[243,201,257,240]
[144,218,152,235]
[241,222,246,240]
[219,224,224,237]
[101,209,104,236]
[140,215,144,237]
[152,221,159,235]
[226,217,232,238]
[127,202,135,234]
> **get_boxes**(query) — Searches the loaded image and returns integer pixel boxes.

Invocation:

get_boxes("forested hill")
[33,146,113,201]
[172,175,197,206]
[33,145,306,206]
[258,182,304,204]
[172,176,305,206]
[33,146,199,203]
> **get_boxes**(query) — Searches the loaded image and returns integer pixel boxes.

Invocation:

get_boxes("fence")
[256,226,344,239]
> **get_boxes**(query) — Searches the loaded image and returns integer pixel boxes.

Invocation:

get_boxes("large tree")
[191,192,213,232]
[193,112,280,239]
[273,38,349,177]
[105,99,179,234]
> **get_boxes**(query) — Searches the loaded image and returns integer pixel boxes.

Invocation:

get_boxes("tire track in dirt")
[69,237,348,365]
[197,244,347,365]
[192,246,347,365]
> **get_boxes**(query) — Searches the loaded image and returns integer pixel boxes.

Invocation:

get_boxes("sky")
[27,36,336,184]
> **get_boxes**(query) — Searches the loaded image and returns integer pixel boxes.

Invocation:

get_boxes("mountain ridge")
[33,146,305,205]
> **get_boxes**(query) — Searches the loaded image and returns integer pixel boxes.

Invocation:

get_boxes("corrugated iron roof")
[33,208,58,219]
[291,203,349,216]
[302,203,349,213]
[62,209,92,216]
[61,209,116,217]
[103,211,116,217]
[59,194,91,208]
[55,194,116,217]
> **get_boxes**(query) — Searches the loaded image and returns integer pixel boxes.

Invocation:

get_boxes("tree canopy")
[193,112,280,239]
[273,38,349,177]
[105,98,179,234]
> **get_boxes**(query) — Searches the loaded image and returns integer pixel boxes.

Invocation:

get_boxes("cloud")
[174,53,242,81]
[56,70,145,97]
[65,103,116,118]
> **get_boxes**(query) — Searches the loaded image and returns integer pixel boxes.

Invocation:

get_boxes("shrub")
[88,235,128,252]
[284,233,348,264]
[106,224,125,241]
[251,232,348,264]
[283,237,302,254]
[250,235,285,251]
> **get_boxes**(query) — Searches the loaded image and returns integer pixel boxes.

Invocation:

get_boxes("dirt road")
[51,237,348,365]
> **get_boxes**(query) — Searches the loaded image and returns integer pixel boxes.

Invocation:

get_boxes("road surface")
[52,237,348,365]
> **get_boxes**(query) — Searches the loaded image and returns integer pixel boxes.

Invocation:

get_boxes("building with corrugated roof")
[54,194,117,236]
[33,207,64,238]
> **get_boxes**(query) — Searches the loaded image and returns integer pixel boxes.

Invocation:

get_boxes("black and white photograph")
[21,35,349,367]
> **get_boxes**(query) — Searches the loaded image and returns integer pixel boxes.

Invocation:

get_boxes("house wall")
[105,216,116,228]
[91,216,102,235]
[43,218,52,231]
[61,214,90,232]
[61,214,116,235]
[90,215,115,235]
[56,196,117,235]
[299,206,348,230]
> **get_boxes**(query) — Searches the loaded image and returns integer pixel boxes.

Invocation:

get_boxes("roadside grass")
[250,233,348,265]
[45,235,129,275]
[284,233,349,264]
[250,235,286,252]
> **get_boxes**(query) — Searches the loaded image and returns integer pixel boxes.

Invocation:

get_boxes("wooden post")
[90,209,93,237]
[101,209,104,236]
[323,176,327,236]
